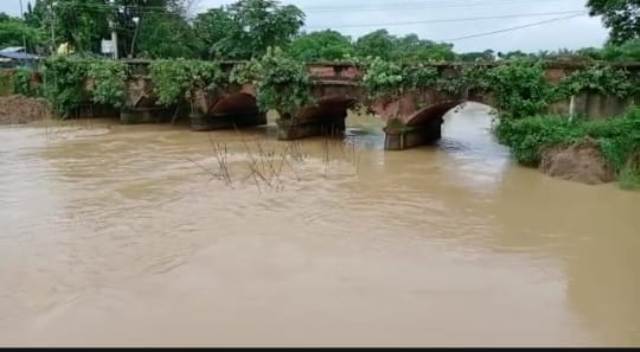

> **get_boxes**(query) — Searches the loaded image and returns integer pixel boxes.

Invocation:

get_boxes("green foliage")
[361,57,438,99]
[13,68,38,97]
[354,30,395,60]
[599,39,640,61]
[42,56,91,118]
[136,13,199,59]
[288,30,354,62]
[202,0,305,60]
[149,59,225,106]
[496,116,583,165]
[587,0,640,44]
[48,0,111,53]
[554,64,638,99]
[229,59,263,86]
[254,47,312,116]
[496,109,640,189]
[192,8,236,59]
[619,163,640,189]
[0,71,14,96]
[87,60,128,108]
[458,50,496,62]
[113,0,190,58]
[488,60,552,119]
[354,29,455,62]
[361,58,404,99]
[0,16,44,52]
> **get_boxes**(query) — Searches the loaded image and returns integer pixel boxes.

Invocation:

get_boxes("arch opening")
[277,96,357,140]
[385,100,498,151]
[191,92,266,131]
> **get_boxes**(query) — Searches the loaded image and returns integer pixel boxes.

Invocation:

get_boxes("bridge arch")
[385,94,497,151]
[277,82,361,140]
[190,86,267,131]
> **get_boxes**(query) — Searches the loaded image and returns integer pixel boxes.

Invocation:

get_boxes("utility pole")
[109,0,119,60]
[50,1,55,55]
[19,0,27,52]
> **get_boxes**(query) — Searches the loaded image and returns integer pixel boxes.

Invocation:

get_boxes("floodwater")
[0,103,639,347]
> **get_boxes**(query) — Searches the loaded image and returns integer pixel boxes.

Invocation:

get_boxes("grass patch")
[495,108,640,189]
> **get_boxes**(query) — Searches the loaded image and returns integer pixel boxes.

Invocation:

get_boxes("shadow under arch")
[191,91,267,131]
[277,95,359,140]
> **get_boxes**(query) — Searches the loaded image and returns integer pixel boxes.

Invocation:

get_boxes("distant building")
[0,46,41,69]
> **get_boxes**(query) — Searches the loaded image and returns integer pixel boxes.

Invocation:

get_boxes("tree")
[458,49,496,62]
[114,0,193,58]
[355,30,455,62]
[288,30,354,62]
[354,29,395,59]
[135,12,198,58]
[0,14,44,52]
[190,0,304,60]
[223,0,305,59]
[588,0,640,44]
[391,34,455,62]
[192,8,237,59]
[497,50,532,60]
[42,0,111,53]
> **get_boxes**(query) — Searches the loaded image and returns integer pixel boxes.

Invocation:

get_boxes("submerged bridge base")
[190,111,267,131]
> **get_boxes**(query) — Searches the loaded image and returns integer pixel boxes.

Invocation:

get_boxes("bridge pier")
[383,117,443,151]
[190,111,267,131]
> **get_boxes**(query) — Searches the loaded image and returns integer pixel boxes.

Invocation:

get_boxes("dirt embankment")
[540,138,615,185]
[0,95,52,125]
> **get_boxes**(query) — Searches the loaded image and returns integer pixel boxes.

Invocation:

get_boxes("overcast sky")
[1,0,610,53]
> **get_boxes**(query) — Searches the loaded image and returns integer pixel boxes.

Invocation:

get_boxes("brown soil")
[540,138,615,185]
[0,95,52,125]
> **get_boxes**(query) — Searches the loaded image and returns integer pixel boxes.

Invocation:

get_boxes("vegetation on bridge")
[360,57,640,119]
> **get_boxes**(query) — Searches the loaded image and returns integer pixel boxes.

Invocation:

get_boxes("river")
[1,103,639,347]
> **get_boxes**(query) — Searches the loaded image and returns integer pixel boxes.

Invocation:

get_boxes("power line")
[298,0,572,13]
[305,10,586,30]
[443,13,587,42]
[50,0,575,15]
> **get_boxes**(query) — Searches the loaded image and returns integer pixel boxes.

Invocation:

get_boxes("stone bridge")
[121,60,640,150]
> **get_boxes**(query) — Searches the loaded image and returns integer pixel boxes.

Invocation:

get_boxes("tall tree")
[217,0,304,59]
[288,30,354,62]
[35,0,111,53]
[355,29,455,62]
[192,8,237,59]
[114,0,193,58]
[0,13,44,52]
[354,29,395,59]
[588,0,640,44]
[135,12,198,58]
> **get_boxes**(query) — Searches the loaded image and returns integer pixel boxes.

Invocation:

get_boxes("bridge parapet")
[12,59,635,150]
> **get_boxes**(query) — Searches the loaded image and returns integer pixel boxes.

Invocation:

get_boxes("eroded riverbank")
[1,105,639,346]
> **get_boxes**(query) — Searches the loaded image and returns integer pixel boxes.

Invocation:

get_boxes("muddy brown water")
[1,104,639,347]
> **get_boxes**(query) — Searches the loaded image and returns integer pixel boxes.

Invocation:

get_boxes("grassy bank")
[495,109,640,189]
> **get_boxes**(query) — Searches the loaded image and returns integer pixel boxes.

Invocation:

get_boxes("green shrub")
[496,116,583,165]
[496,108,640,189]
[149,59,225,107]
[42,56,92,118]
[87,60,128,108]
[13,68,37,97]
[254,47,312,117]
